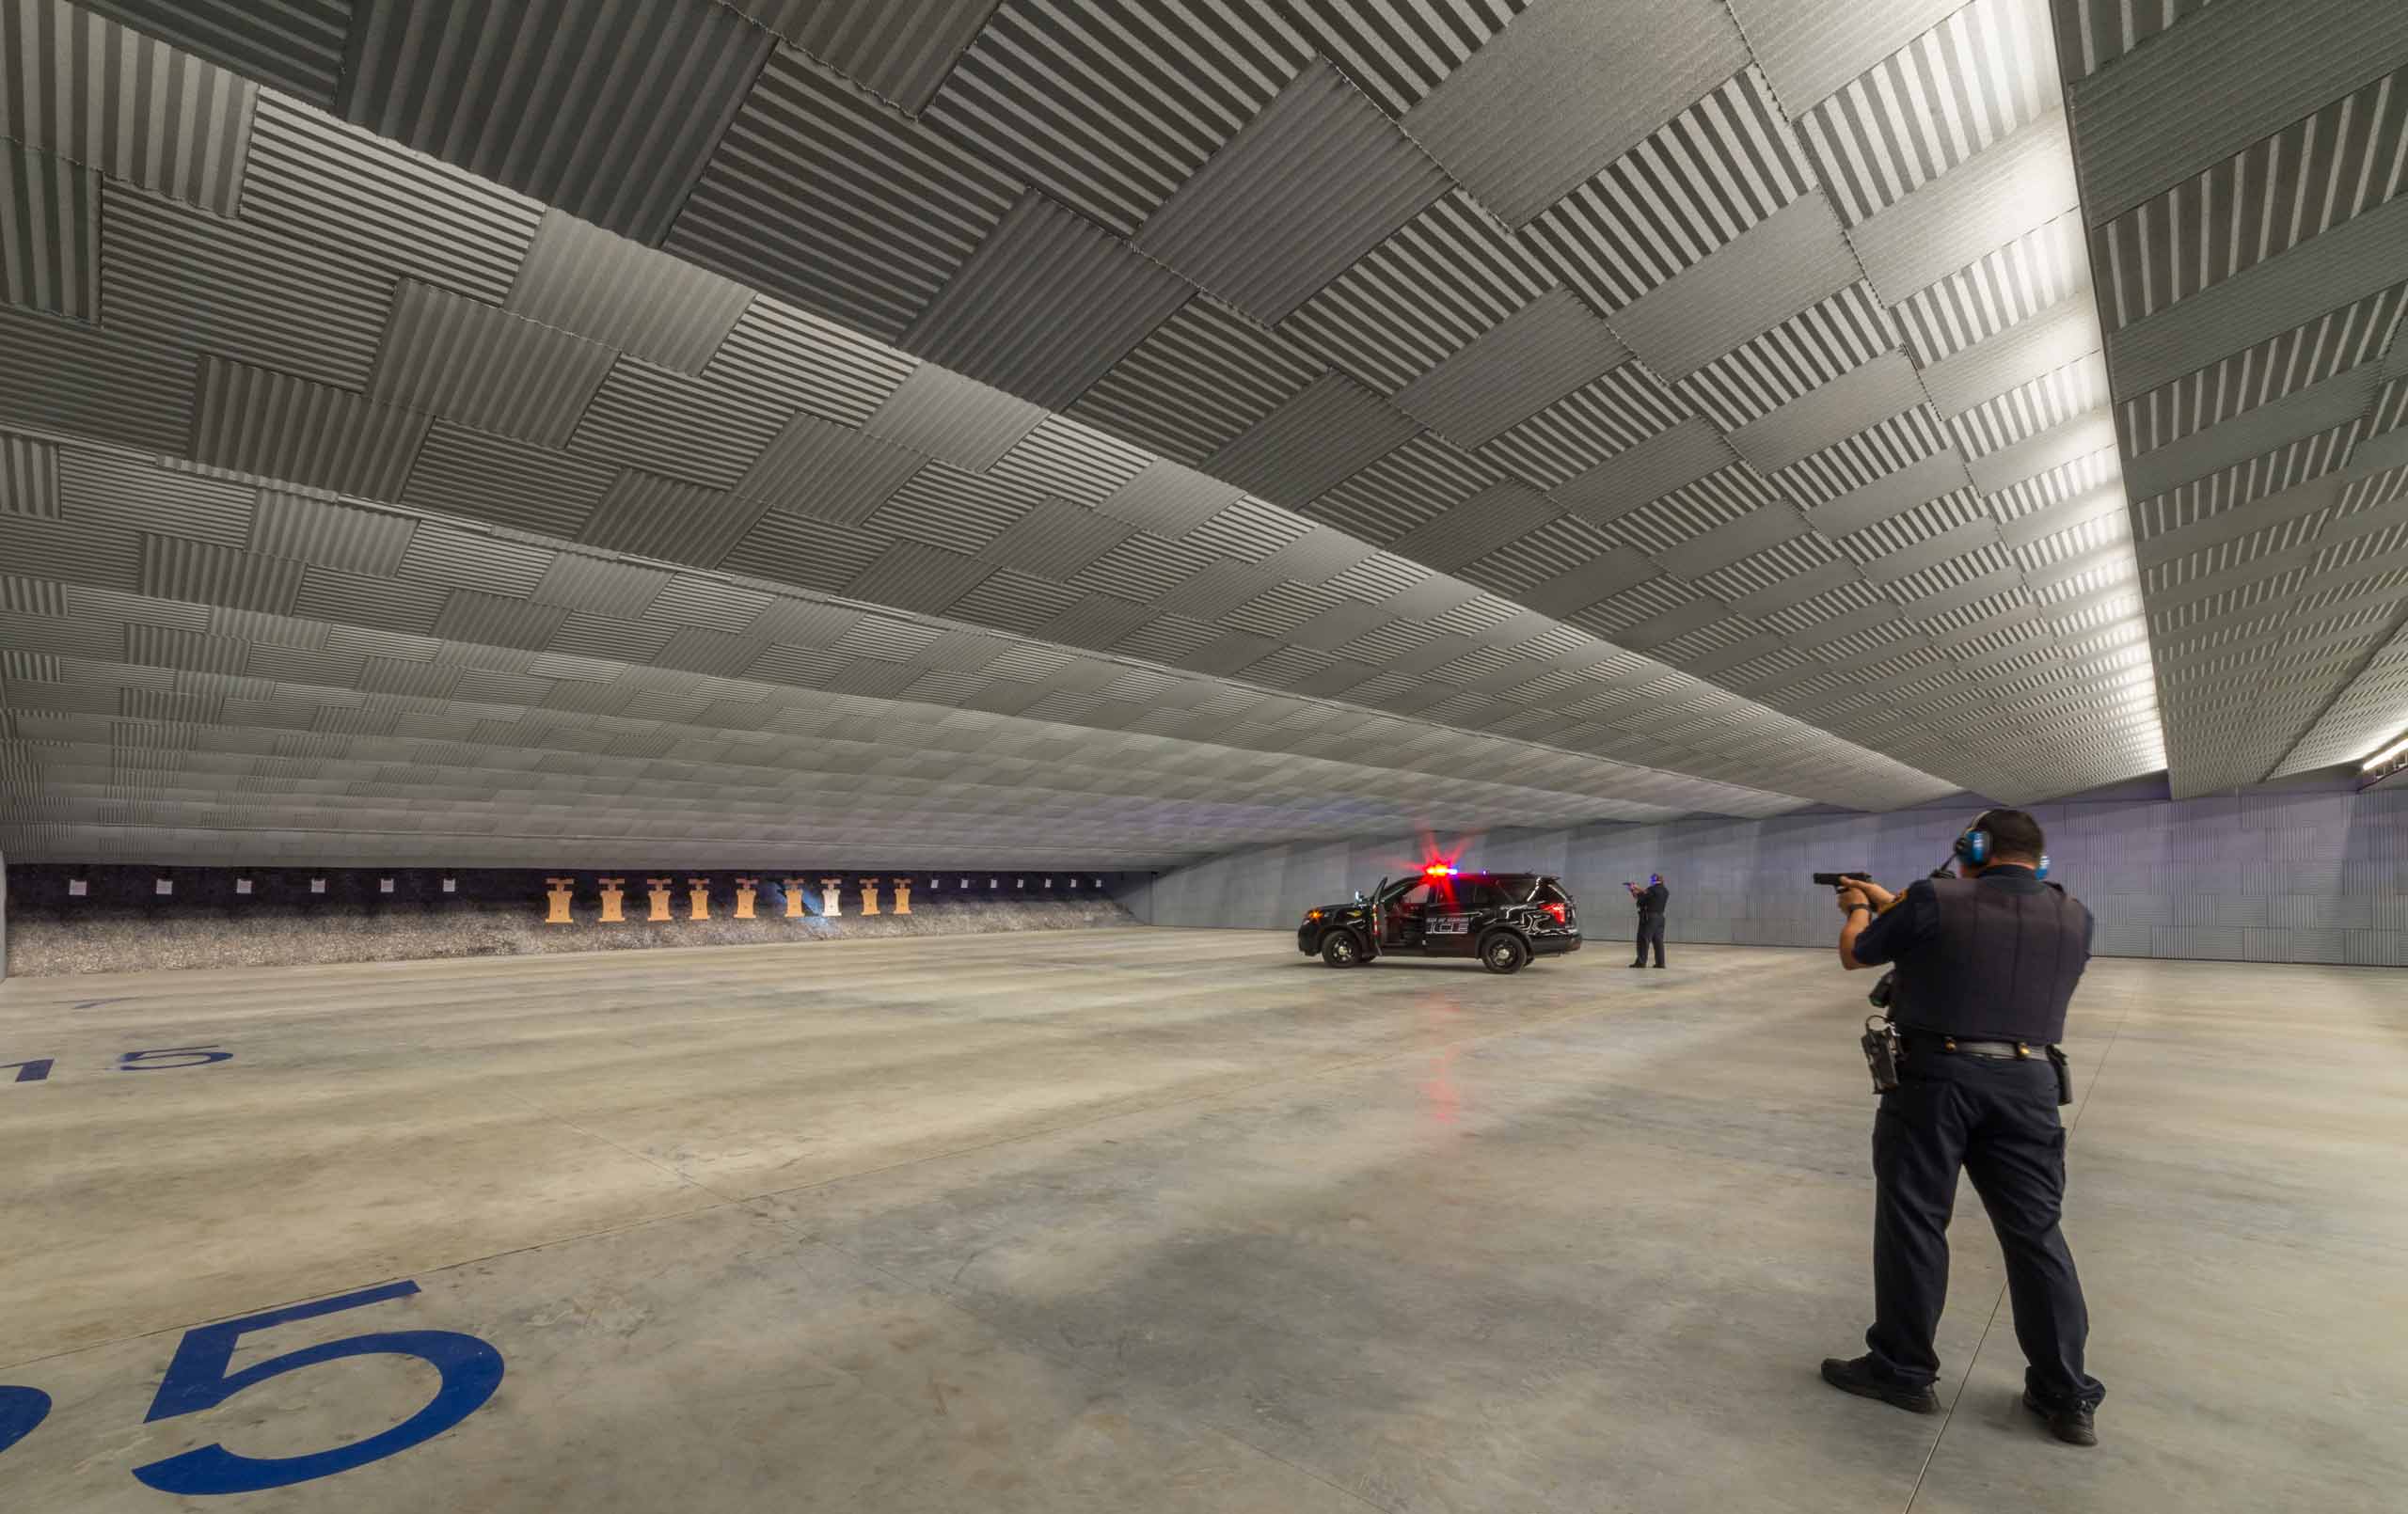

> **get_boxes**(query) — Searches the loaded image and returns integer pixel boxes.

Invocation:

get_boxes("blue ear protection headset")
[1953,812,2050,879]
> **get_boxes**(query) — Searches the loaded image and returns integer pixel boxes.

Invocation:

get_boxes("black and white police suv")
[1296,865,1582,975]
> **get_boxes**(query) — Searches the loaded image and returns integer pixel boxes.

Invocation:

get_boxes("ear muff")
[1953,825,1990,866]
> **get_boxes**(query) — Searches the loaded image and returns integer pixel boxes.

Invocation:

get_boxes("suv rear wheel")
[1321,930,1365,968]
[1479,932,1529,975]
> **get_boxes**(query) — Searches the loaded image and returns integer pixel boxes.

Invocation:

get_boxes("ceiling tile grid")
[35,0,2369,867]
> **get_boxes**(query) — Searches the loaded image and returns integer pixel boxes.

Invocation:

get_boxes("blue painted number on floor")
[0,1283,502,1493]
[0,1386,51,1456]
[132,1281,505,1495]
[119,1047,234,1070]
[3,1049,233,1085]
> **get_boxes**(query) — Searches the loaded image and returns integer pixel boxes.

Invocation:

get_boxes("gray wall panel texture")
[1136,781,2408,967]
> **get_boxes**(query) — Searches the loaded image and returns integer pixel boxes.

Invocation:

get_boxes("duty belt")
[1903,1034,2050,1060]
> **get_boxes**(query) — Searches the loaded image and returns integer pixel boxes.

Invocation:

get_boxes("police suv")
[1297,866,1582,974]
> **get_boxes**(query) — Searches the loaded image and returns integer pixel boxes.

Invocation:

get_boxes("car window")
[1490,875,1538,903]
[1534,880,1570,905]
[1393,881,1434,908]
[1451,880,1502,910]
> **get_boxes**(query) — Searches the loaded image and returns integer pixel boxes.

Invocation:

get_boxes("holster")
[1861,1017,1900,1095]
[2045,1044,2073,1106]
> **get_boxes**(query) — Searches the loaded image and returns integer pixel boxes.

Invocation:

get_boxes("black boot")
[2022,1391,2098,1446]
[1628,960,1645,968]
[1819,1356,1938,1413]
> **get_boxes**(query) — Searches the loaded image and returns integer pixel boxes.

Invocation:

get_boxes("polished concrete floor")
[2,929,2400,1511]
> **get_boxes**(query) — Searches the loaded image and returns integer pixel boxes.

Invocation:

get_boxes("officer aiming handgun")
[1815,810,2107,1448]
[1624,874,1668,969]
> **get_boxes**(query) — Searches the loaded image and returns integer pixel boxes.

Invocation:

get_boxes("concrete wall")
[1136,776,2408,966]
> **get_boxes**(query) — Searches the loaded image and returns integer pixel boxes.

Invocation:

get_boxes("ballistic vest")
[1894,873,2091,1044]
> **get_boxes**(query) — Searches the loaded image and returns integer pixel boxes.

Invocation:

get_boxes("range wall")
[1,866,1142,976]
[1133,776,2408,967]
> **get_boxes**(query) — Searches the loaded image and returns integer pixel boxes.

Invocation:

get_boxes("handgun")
[1812,872,1874,886]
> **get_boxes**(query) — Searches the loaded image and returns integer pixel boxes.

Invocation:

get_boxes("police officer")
[1821,810,2106,1446]
[1626,873,1668,968]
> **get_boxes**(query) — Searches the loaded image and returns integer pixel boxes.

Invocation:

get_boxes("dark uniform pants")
[1634,912,1665,966]
[1868,1052,2105,1411]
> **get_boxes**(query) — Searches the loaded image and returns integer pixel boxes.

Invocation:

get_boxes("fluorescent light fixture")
[2364,728,2408,771]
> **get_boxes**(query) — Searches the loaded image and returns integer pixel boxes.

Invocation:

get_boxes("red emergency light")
[1423,862,1457,876]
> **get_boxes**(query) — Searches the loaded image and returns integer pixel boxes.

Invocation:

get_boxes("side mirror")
[1352,890,1365,904]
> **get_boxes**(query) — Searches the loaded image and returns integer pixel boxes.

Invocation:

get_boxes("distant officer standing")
[1821,810,2106,1446]
[1627,874,1668,969]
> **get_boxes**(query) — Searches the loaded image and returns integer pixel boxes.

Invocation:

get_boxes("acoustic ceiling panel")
[704,294,915,429]
[905,190,1194,408]
[505,209,754,373]
[369,281,618,446]
[2117,286,2405,458]
[578,471,770,569]
[1790,0,2060,226]
[1726,349,1928,478]
[861,361,1047,472]
[1133,58,1450,325]
[738,412,927,524]
[1,0,257,213]
[71,0,348,105]
[191,358,431,500]
[249,492,415,576]
[1402,0,1751,229]
[1394,286,1631,449]
[1850,111,2080,305]
[239,95,541,307]
[1066,296,1323,465]
[728,0,999,115]
[0,138,98,320]
[1728,0,1970,114]
[1480,363,1691,490]
[341,0,772,244]
[1514,65,1814,316]
[1205,373,1420,506]
[2087,65,2408,337]
[1278,189,1557,394]
[1608,193,1863,381]
[566,358,788,489]
[666,44,1016,339]
[2066,0,2408,225]
[398,422,617,541]
[100,183,387,386]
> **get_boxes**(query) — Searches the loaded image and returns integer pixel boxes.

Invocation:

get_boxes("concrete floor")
[2,930,2400,1511]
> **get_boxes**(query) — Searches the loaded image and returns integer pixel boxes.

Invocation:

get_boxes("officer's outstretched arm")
[1836,885,1876,970]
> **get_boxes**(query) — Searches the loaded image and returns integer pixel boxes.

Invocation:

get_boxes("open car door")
[1380,877,1434,952]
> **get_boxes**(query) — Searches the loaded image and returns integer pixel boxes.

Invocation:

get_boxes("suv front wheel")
[1320,930,1365,968]
[1478,932,1529,975]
